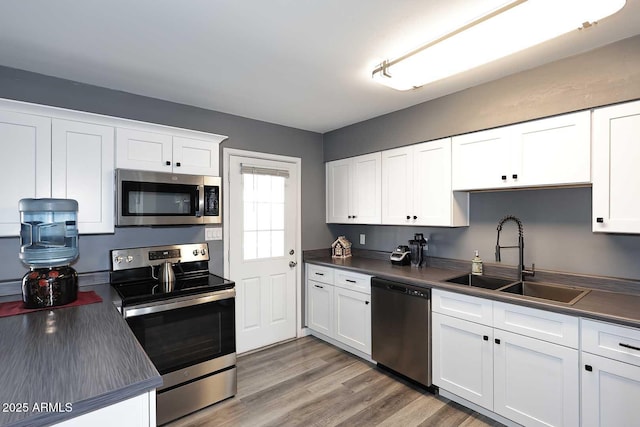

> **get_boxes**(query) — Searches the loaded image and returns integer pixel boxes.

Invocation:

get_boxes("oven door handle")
[196,184,204,218]
[123,288,235,318]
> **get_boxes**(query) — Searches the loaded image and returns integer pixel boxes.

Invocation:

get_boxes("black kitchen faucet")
[495,215,535,282]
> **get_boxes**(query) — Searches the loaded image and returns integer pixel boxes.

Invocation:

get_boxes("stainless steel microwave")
[115,169,221,226]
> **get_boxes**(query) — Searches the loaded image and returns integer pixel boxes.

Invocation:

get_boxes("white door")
[228,155,298,353]
[0,111,51,236]
[381,146,413,225]
[493,330,579,427]
[582,352,640,427]
[51,119,115,234]
[432,312,494,409]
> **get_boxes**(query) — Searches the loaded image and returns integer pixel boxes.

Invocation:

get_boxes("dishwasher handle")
[387,284,408,293]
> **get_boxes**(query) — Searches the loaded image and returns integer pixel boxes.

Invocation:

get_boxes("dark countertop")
[0,283,161,427]
[306,256,640,329]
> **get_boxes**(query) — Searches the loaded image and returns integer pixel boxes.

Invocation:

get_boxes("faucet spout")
[495,215,534,282]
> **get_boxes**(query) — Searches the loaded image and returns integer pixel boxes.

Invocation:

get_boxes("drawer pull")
[619,343,640,351]
[314,284,324,289]
[495,338,501,345]
[345,279,357,283]
[585,365,593,372]
[314,272,324,276]
[483,335,489,341]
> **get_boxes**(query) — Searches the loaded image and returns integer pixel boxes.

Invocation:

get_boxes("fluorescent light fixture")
[372,0,627,91]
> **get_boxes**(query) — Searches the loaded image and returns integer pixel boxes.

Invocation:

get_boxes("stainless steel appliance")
[371,277,431,387]
[115,169,221,226]
[110,243,235,425]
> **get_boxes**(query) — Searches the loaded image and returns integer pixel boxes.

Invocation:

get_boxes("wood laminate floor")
[166,336,504,427]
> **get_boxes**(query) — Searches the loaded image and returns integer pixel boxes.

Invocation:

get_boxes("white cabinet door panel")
[493,330,579,427]
[582,352,640,427]
[326,158,351,223]
[0,111,51,236]
[381,147,413,225]
[172,136,219,176]
[352,152,381,224]
[452,128,511,191]
[593,100,640,233]
[116,128,172,172]
[433,313,494,409]
[52,119,115,234]
[307,280,333,336]
[516,111,591,187]
[334,286,371,354]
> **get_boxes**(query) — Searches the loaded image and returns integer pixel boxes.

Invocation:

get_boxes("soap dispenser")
[471,250,483,276]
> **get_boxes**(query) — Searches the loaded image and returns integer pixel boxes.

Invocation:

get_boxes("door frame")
[222,147,303,340]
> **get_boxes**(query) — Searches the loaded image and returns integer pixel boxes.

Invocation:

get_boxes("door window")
[242,173,285,260]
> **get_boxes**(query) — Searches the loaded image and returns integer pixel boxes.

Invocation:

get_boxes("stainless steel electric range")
[110,243,236,425]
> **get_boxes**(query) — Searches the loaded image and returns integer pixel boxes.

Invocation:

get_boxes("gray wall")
[325,35,640,281]
[0,66,332,281]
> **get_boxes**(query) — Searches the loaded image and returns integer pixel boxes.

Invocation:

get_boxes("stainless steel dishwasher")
[371,277,431,387]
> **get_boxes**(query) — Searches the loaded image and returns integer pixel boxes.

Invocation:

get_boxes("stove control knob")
[193,249,199,256]
[114,256,123,264]
[126,256,134,263]
[200,249,206,256]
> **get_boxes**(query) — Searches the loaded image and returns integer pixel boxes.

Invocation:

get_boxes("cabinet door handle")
[483,335,489,341]
[166,161,171,166]
[512,174,518,179]
[365,301,370,305]
[352,215,357,219]
[494,338,501,344]
[346,279,356,283]
[176,162,181,167]
[585,365,593,372]
[314,284,324,289]
[314,272,324,276]
[501,175,507,180]
[406,215,411,220]
[413,215,417,220]
[596,217,604,223]
[348,215,352,219]
[619,343,640,351]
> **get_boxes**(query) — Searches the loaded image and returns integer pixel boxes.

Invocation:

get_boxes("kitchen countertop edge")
[305,256,640,329]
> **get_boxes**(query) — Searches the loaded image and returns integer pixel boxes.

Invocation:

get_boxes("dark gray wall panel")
[324,35,640,161]
[0,66,331,281]
[328,188,640,280]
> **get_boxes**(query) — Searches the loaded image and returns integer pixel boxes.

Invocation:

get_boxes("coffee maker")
[409,233,428,267]
[19,198,79,308]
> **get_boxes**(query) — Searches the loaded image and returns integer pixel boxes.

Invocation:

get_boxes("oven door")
[124,290,235,377]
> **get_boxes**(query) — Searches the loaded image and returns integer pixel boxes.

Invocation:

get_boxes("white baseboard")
[307,329,374,363]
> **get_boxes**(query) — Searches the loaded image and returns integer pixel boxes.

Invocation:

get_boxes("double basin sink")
[445,273,590,305]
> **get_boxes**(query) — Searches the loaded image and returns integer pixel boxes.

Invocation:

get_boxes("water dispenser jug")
[19,198,79,308]
[19,198,79,268]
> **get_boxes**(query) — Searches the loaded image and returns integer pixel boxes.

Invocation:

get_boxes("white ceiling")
[0,1,639,133]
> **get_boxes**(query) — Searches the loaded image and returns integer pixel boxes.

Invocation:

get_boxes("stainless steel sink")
[499,281,590,305]
[445,273,518,290]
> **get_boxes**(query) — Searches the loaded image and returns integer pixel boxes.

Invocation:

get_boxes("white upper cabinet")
[452,111,591,191]
[51,119,115,234]
[0,111,51,236]
[592,100,640,233]
[116,128,224,176]
[452,127,512,191]
[326,153,381,224]
[382,138,468,227]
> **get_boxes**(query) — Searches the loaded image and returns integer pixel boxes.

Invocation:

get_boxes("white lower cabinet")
[581,318,640,427]
[432,312,493,408]
[432,289,579,427]
[307,279,333,336]
[305,263,371,357]
[334,286,371,354]
[53,391,155,427]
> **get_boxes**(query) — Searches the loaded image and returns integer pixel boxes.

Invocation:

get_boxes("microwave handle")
[196,184,204,217]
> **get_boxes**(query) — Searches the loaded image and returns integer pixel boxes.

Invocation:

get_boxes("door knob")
[289,261,297,268]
